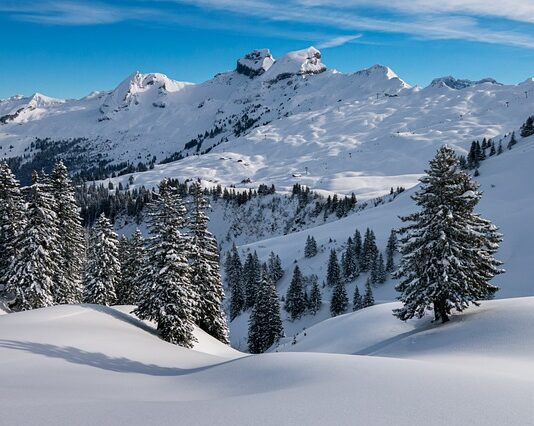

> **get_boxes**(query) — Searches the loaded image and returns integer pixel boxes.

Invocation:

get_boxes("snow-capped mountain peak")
[429,76,501,90]
[236,49,275,77]
[265,46,326,81]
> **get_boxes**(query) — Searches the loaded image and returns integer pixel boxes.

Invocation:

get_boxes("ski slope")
[0,300,532,425]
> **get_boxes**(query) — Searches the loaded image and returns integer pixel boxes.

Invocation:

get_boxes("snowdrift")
[0,302,533,425]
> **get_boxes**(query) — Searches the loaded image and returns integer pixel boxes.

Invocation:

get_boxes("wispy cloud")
[2,0,534,49]
[317,34,362,48]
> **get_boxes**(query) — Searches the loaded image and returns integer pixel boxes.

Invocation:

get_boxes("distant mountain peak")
[236,49,275,77]
[430,76,501,90]
[266,46,326,81]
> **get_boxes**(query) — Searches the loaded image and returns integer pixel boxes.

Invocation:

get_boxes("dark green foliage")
[285,265,307,320]
[326,249,342,287]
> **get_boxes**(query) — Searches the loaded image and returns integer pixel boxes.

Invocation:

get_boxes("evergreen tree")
[363,277,375,308]
[385,229,397,272]
[489,141,496,156]
[116,235,131,304]
[326,249,342,287]
[120,229,145,305]
[226,244,245,320]
[285,265,306,320]
[342,236,359,281]
[6,172,59,311]
[243,252,261,309]
[0,161,25,292]
[394,146,503,323]
[248,275,283,354]
[268,251,284,282]
[361,228,378,271]
[84,213,121,306]
[189,182,229,344]
[330,279,348,317]
[520,115,534,138]
[497,141,503,155]
[352,285,363,311]
[309,279,322,314]
[50,161,85,304]
[134,182,197,346]
[304,235,318,257]
[507,131,518,150]
[353,229,362,260]
[371,253,387,284]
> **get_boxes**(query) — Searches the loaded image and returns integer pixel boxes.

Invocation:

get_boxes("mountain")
[3,46,531,197]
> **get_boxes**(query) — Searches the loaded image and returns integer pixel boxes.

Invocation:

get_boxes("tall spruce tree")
[352,285,363,311]
[394,146,503,323]
[326,249,342,287]
[6,172,59,311]
[116,235,131,304]
[520,116,534,138]
[353,229,362,260]
[50,161,85,304]
[0,161,25,292]
[330,279,348,317]
[243,252,261,309]
[189,182,229,344]
[267,251,284,283]
[342,236,359,282]
[120,229,145,305]
[371,253,386,284]
[248,274,283,354]
[285,265,306,320]
[385,229,397,272]
[309,279,322,314]
[134,181,197,346]
[304,235,318,258]
[363,277,375,308]
[361,228,378,272]
[226,244,245,320]
[84,213,121,306]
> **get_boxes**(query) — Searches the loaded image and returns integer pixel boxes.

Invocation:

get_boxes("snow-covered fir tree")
[326,249,341,287]
[363,277,375,308]
[117,229,145,305]
[330,279,348,317]
[226,244,245,321]
[342,236,359,281]
[116,235,131,304]
[352,285,363,311]
[304,235,318,258]
[248,272,283,354]
[394,146,503,323]
[520,115,534,138]
[308,279,322,314]
[267,251,284,283]
[243,251,261,309]
[285,265,306,320]
[6,172,59,311]
[385,229,397,272]
[371,253,386,284]
[50,161,85,304]
[189,182,229,344]
[0,161,25,292]
[353,229,362,261]
[361,228,378,272]
[84,213,120,306]
[134,181,197,346]
[507,131,518,150]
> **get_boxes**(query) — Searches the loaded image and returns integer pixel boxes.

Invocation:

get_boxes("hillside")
[1,47,533,200]
[226,133,534,347]
[0,300,532,425]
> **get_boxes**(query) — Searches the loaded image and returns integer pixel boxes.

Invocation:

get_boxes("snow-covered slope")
[224,134,534,347]
[2,46,533,200]
[0,301,532,425]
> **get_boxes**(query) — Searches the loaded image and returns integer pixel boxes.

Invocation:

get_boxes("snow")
[265,46,326,79]
[0,300,533,424]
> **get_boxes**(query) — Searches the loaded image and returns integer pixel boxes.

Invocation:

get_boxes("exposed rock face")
[266,47,326,82]
[236,49,275,77]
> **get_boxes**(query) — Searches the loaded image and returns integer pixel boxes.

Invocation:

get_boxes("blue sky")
[1,0,534,99]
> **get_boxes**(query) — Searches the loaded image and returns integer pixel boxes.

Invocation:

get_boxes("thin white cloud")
[317,34,362,48]
[2,0,534,49]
